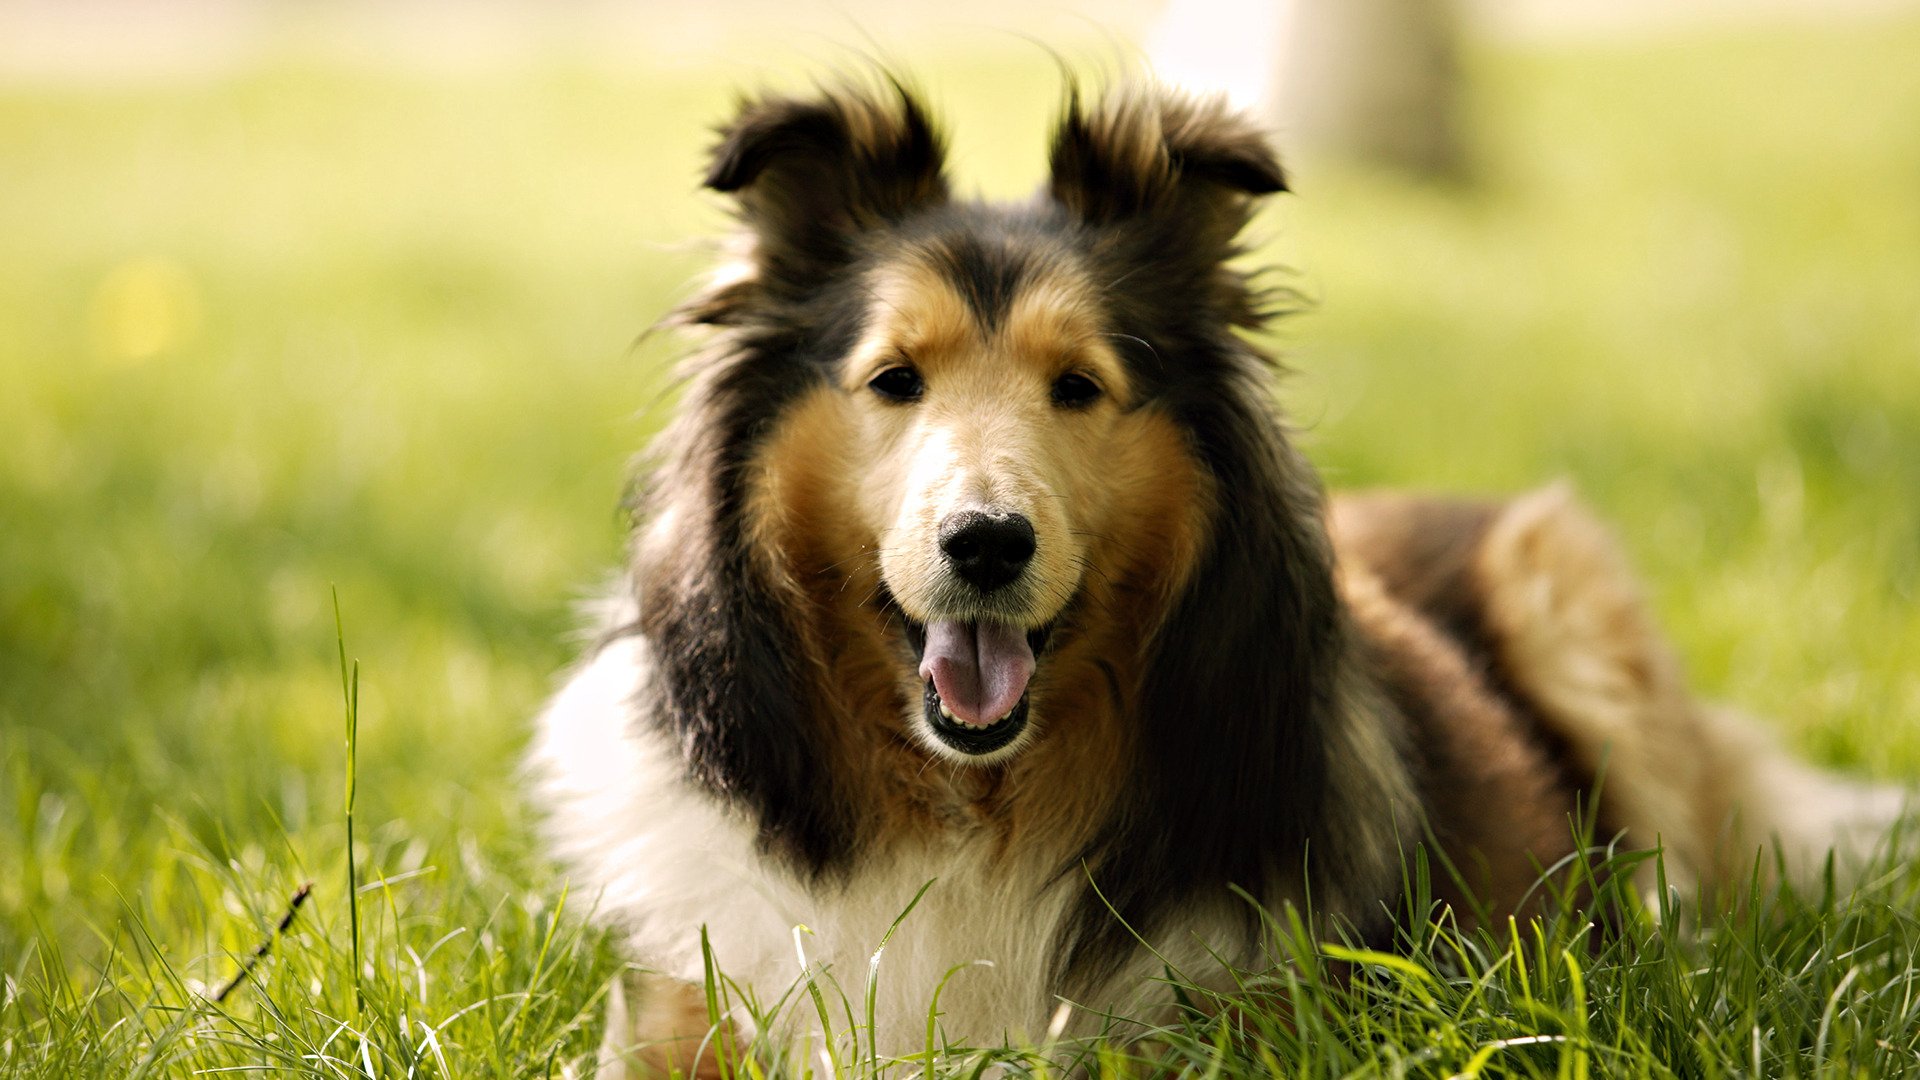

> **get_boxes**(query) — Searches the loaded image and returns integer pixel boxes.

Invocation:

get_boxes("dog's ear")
[706,80,950,292]
[1045,83,1285,335]
[1048,82,1284,252]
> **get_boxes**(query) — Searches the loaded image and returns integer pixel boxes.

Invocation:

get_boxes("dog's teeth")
[939,702,955,720]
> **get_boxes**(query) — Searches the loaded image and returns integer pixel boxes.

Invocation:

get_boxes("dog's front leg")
[593,969,733,1080]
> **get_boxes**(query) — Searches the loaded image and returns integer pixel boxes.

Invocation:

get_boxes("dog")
[529,76,1903,1077]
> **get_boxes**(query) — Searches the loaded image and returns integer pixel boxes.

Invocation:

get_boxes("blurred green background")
[2,1,1917,1071]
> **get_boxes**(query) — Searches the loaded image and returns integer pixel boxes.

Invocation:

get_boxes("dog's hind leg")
[1473,484,1907,896]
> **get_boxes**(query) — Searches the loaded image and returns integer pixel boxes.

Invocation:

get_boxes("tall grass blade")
[334,588,364,1021]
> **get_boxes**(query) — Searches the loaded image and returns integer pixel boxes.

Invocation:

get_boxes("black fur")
[705,79,949,303]
[1049,86,1285,331]
[1040,88,1351,985]
[634,331,852,876]
[1058,385,1347,987]
[929,232,1034,331]
[634,82,953,877]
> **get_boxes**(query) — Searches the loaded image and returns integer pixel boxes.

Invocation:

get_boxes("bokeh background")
[3,0,1918,1071]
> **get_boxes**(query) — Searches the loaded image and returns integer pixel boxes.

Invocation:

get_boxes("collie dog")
[530,77,1901,1075]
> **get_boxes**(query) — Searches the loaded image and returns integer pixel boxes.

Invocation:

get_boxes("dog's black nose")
[939,510,1036,593]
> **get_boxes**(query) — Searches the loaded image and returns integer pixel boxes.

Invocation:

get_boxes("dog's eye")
[1050,372,1103,409]
[868,366,925,403]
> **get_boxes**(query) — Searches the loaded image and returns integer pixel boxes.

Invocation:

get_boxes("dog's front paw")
[594,969,734,1080]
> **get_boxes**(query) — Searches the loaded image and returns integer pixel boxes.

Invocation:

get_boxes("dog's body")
[529,79,1901,1076]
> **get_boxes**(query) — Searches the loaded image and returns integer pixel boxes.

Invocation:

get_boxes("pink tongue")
[917,620,1035,727]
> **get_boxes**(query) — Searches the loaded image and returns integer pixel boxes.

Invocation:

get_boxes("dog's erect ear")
[706,81,950,290]
[1046,84,1285,334]
[1048,83,1284,246]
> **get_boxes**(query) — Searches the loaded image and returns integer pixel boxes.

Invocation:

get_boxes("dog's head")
[677,79,1295,766]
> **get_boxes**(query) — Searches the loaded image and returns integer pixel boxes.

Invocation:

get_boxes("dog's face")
[684,80,1289,766]
[741,228,1218,764]
[842,244,1142,759]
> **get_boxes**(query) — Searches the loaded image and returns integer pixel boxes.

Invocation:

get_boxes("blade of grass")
[334,588,364,1022]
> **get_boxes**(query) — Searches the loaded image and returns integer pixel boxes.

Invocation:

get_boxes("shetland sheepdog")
[529,76,1902,1077]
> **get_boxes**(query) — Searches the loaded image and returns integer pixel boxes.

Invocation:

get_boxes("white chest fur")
[529,626,1230,1058]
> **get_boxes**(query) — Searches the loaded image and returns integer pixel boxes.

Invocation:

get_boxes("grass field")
[4,16,1920,1077]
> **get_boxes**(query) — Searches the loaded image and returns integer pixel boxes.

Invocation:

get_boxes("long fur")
[529,75,1903,1077]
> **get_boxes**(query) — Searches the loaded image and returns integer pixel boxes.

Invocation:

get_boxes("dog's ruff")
[528,77,1903,1077]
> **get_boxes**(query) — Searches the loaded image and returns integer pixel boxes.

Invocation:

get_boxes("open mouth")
[902,615,1053,756]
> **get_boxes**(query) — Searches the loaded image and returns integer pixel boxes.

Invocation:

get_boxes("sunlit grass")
[3,16,1919,1075]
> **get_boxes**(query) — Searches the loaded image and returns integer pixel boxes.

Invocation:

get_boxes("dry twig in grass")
[213,881,314,1004]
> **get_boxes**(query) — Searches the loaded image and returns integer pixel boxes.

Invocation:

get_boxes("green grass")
[4,17,1919,1076]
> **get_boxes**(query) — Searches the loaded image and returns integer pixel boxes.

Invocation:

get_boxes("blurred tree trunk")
[1151,0,1465,178]
[1279,0,1464,176]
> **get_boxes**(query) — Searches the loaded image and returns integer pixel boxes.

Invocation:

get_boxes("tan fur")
[845,257,1136,639]
[1335,484,1906,902]
[1470,486,1913,894]
[1467,485,1723,890]
[1337,562,1579,917]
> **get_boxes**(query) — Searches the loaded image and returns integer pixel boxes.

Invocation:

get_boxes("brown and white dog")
[529,77,1902,1076]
